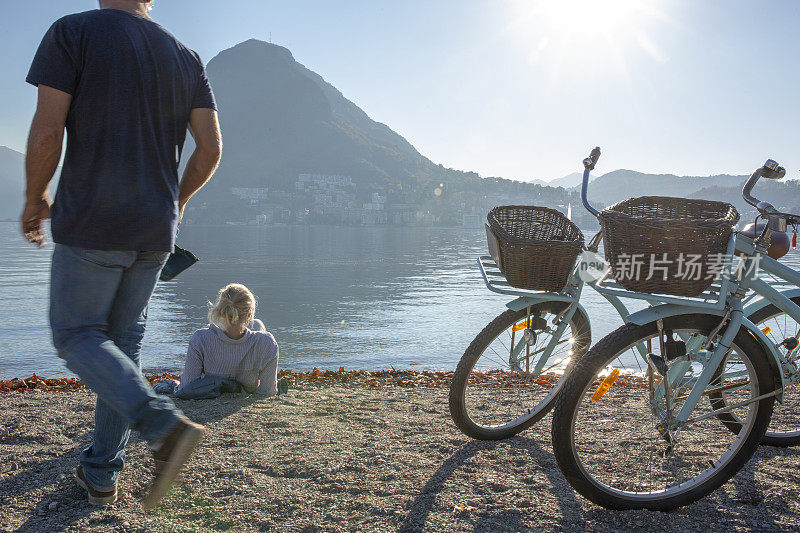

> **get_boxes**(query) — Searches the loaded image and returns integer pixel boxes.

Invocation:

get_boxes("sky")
[1,0,799,181]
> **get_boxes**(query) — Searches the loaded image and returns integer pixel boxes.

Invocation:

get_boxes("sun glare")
[511,0,669,71]
[535,0,642,36]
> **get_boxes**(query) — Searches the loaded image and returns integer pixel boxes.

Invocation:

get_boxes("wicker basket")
[599,197,740,297]
[486,206,584,292]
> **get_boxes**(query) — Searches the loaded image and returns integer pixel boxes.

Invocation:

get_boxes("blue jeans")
[175,376,243,400]
[50,244,184,490]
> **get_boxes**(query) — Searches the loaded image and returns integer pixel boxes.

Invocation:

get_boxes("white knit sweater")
[179,319,279,395]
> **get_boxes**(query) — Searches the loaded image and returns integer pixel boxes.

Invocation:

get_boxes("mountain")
[551,172,588,189]
[193,39,589,223]
[0,146,24,221]
[690,181,800,220]
[586,169,800,221]
[587,169,747,207]
[199,39,445,197]
[533,172,589,189]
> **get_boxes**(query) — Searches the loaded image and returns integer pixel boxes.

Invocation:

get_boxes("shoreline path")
[1,375,799,532]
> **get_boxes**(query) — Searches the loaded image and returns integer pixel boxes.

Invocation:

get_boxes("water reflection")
[1,222,796,379]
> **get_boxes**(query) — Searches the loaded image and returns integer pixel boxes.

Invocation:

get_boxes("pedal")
[648,353,669,376]
[656,423,675,458]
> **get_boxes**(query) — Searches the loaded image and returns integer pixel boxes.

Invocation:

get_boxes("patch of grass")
[150,484,238,532]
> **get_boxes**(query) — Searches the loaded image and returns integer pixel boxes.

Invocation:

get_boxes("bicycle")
[550,157,800,510]
[449,149,648,440]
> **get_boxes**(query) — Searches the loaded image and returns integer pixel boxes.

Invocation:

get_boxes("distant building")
[296,174,356,215]
[361,210,387,225]
[388,204,417,225]
[232,187,269,200]
[297,174,352,188]
[461,213,483,227]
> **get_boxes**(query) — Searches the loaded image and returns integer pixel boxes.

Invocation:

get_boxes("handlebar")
[740,160,800,241]
[742,159,786,214]
[581,147,601,217]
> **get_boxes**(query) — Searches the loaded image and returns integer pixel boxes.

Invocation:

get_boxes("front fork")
[509,298,581,378]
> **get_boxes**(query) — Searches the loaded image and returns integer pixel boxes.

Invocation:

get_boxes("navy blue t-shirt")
[27,9,216,252]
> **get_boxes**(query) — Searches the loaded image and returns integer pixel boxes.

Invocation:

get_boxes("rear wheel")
[449,302,590,440]
[552,314,775,510]
[710,296,800,447]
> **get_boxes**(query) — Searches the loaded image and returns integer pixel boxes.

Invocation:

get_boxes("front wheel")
[449,302,591,440]
[552,314,776,511]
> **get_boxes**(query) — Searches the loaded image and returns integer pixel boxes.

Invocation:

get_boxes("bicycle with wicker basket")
[449,148,658,440]
[449,147,799,445]
[550,157,800,510]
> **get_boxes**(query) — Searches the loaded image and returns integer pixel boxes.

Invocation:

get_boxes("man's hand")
[21,196,52,248]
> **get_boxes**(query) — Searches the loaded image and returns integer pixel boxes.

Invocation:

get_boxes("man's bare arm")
[179,108,222,221]
[23,85,71,246]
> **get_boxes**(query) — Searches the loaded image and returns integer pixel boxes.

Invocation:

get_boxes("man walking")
[23,0,222,509]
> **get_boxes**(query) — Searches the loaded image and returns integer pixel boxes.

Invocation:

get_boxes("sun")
[510,0,668,68]
[533,0,644,36]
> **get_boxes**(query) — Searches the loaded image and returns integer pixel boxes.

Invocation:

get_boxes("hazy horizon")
[2,1,799,182]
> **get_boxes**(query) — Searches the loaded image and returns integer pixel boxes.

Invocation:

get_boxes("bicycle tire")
[449,302,590,440]
[552,314,775,510]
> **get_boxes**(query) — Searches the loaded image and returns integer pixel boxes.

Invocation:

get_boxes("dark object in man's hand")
[160,246,199,281]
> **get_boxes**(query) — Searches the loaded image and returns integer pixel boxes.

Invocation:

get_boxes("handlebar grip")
[762,159,786,180]
[743,163,784,214]
[583,146,601,170]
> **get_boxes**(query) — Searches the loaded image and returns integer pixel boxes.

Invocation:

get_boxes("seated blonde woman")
[177,283,283,397]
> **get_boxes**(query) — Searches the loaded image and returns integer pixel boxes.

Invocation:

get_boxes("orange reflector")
[592,368,621,401]
[762,326,772,335]
[512,321,528,333]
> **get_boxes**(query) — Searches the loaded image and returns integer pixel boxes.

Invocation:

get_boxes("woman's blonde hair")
[208,283,256,330]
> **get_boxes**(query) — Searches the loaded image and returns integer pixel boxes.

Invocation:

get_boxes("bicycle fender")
[743,288,800,318]
[505,297,588,322]
[626,304,717,326]
[627,304,785,399]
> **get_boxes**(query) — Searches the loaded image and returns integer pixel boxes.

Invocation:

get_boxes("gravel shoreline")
[1,383,800,532]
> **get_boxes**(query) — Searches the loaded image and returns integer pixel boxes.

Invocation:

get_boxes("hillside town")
[183,172,596,228]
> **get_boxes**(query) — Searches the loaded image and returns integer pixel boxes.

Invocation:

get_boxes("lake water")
[2,222,797,380]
